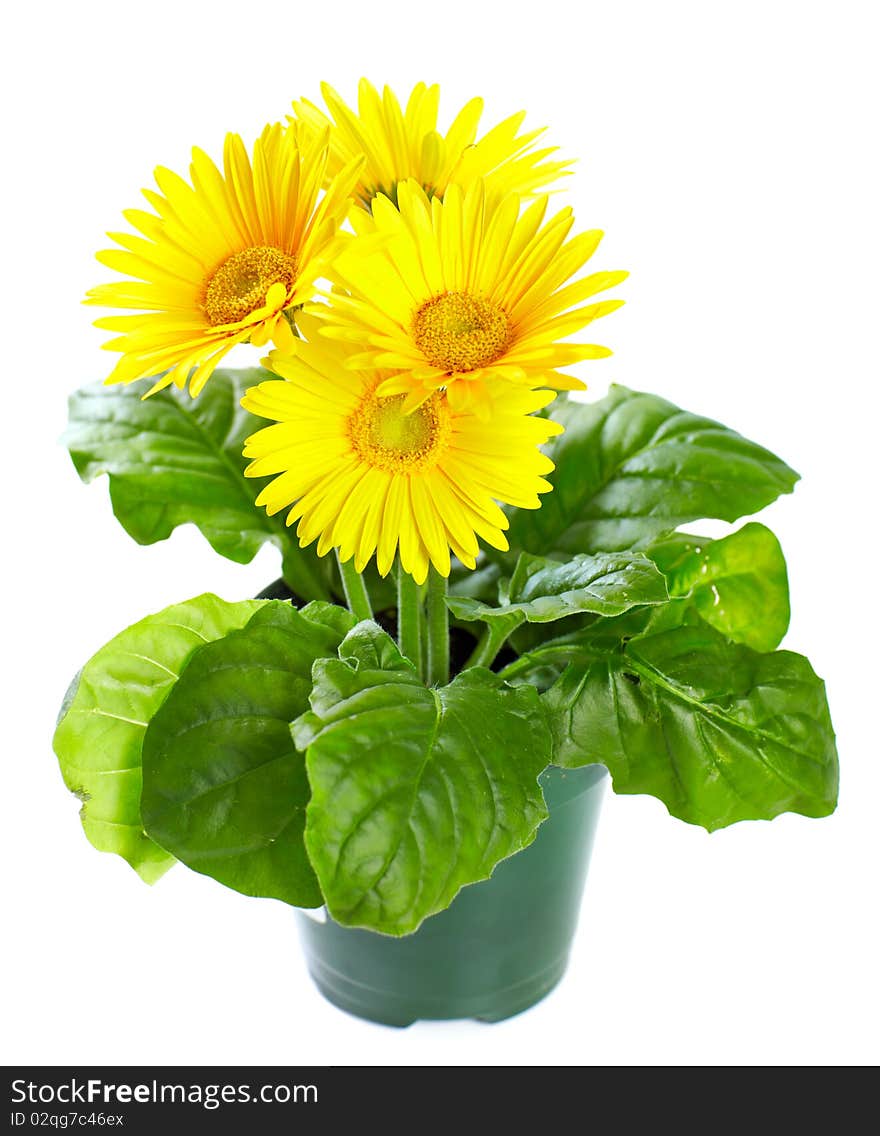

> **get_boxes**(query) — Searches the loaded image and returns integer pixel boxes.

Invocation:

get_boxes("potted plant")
[54,80,838,1027]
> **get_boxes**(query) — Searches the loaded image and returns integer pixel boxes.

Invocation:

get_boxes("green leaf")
[140,601,355,906]
[503,386,800,559]
[52,593,266,883]
[64,372,330,601]
[294,623,551,935]
[447,551,669,625]
[544,615,838,830]
[648,523,790,651]
[448,558,503,603]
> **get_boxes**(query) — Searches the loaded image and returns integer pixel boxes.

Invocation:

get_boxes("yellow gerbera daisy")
[86,125,363,396]
[319,179,627,414]
[290,79,571,209]
[241,316,563,584]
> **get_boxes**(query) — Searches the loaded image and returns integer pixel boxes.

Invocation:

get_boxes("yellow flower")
[86,125,362,397]
[290,79,571,209]
[241,316,563,584]
[320,179,627,414]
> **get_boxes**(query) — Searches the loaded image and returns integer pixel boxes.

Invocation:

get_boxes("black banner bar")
[4,1066,557,1132]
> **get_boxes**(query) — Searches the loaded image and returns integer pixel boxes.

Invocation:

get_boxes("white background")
[3,0,877,1067]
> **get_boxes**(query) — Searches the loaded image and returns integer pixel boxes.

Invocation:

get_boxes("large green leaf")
[448,551,668,626]
[53,593,266,883]
[140,601,355,906]
[648,523,790,651]
[64,373,331,601]
[293,623,551,935]
[503,386,799,559]
[543,614,838,830]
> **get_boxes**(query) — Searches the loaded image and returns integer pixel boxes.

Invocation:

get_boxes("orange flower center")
[203,246,297,327]
[412,291,512,373]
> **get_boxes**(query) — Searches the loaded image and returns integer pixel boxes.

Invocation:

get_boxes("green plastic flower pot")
[296,763,607,1027]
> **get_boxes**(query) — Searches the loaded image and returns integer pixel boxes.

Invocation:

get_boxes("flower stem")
[463,612,525,671]
[336,553,372,622]
[497,642,583,681]
[397,566,424,678]
[426,569,450,687]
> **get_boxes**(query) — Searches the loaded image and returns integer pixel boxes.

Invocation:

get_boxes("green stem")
[497,642,585,681]
[463,612,525,671]
[397,566,424,678]
[336,553,372,622]
[426,569,450,687]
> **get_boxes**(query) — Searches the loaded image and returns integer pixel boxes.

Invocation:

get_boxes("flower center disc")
[413,291,512,372]
[203,246,298,327]
[349,392,450,474]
